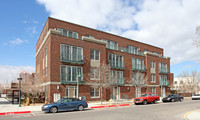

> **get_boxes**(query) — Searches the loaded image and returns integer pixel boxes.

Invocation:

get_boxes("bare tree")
[21,74,44,105]
[132,71,147,98]
[89,61,118,104]
[179,71,200,95]
[193,25,200,47]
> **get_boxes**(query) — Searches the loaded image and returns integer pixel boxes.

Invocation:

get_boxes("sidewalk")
[184,110,200,120]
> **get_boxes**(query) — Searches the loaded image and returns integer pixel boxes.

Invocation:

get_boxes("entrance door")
[66,86,77,98]
[135,88,141,98]
[113,87,120,99]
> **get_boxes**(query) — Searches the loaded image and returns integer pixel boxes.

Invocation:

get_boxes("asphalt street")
[0,100,199,120]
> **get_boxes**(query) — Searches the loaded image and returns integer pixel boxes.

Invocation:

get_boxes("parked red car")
[134,93,160,105]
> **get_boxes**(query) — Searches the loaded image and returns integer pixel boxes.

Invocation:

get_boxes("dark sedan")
[162,94,184,102]
[42,98,88,113]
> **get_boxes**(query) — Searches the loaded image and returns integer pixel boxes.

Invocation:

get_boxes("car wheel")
[143,100,147,105]
[78,105,84,111]
[50,107,58,113]
[171,99,175,102]
[154,99,158,104]
[180,99,183,102]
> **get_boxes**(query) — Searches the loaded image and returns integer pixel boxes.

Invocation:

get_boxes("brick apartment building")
[36,17,174,103]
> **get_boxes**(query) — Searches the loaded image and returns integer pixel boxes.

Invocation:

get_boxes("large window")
[150,74,156,83]
[90,49,100,60]
[108,53,124,68]
[132,58,144,70]
[150,61,155,68]
[159,75,167,82]
[90,87,100,98]
[109,70,124,84]
[127,45,138,54]
[159,62,167,69]
[57,28,78,39]
[61,65,83,83]
[104,39,118,50]
[60,44,83,62]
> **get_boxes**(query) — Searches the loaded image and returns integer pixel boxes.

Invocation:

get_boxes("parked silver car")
[192,94,200,100]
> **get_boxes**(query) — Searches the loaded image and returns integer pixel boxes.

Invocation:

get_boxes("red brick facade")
[36,17,173,103]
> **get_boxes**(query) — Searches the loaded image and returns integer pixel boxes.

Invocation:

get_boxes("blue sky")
[0,0,200,83]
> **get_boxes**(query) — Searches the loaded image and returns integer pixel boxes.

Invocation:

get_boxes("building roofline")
[47,17,163,50]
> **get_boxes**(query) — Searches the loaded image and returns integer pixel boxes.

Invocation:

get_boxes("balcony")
[109,60,125,69]
[118,47,145,56]
[159,80,169,86]
[132,64,145,72]
[61,75,84,84]
[159,68,168,74]
[61,56,84,64]
[111,78,125,86]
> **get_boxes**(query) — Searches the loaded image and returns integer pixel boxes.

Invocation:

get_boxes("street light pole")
[76,75,81,99]
[17,78,22,107]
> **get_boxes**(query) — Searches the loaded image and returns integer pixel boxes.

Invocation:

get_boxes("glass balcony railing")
[61,75,84,84]
[159,68,168,74]
[118,47,145,56]
[109,60,125,69]
[60,56,84,64]
[110,78,125,86]
[159,80,169,86]
[132,64,145,72]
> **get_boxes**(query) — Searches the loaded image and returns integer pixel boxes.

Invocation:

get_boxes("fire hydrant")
[109,98,113,105]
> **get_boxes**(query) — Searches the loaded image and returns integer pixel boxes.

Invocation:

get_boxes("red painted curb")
[91,106,106,109]
[91,104,130,109]
[119,104,130,106]
[0,111,31,116]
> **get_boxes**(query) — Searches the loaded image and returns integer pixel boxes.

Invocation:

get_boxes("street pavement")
[0,97,200,120]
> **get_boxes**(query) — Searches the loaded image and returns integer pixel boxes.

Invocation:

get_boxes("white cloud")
[0,65,35,84]
[37,0,200,65]
[4,38,29,46]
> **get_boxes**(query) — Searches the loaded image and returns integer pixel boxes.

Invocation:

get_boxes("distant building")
[173,77,200,96]
[36,17,174,103]
[19,71,31,83]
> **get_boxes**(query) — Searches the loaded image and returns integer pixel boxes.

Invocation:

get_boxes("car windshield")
[140,94,148,97]
[195,94,200,96]
[167,95,174,97]
[56,99,64,103]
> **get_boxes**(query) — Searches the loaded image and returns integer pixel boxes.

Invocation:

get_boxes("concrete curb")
[184,110,200,120]
[0,111,32,116]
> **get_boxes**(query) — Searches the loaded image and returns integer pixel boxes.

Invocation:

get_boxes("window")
[90,87,100,98]
[60,44,83,62]
[57,28,78,39]
[159,62,167,69]
[150,61,155,68]
[109,70,124,84]
[90,49,100,60]
[151,87,156,93]
[108,53,124,68]
[150,74,156,83]
[45,48,47,76]
[132,58,144,70]
[127,45,138,54]
[174,81,177,84]
[180,81,183,84]
[159,75,167,82]
[104,39,118,50]
[90,68,100,80]
[61,65,83,82]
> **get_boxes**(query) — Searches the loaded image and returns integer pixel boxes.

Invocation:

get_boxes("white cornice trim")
[36,29,61,57]
[42,81,61,86]
[82,36,107,45]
